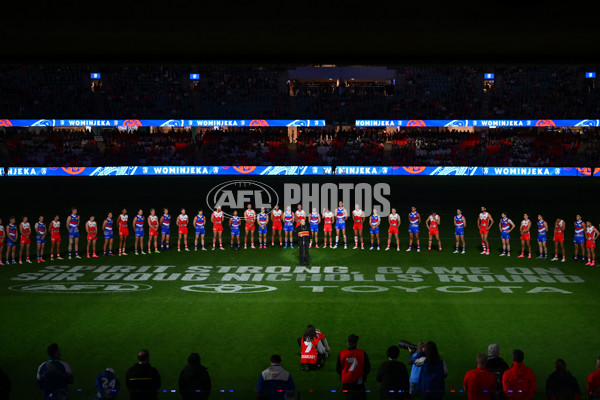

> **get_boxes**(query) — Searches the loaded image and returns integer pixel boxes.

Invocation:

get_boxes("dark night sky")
[1,3,599,65]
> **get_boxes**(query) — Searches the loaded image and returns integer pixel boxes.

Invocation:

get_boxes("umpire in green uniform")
[296,219,311,265]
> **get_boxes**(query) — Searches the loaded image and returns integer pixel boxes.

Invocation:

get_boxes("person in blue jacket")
[408,341,427,396]
[417,342,448,400]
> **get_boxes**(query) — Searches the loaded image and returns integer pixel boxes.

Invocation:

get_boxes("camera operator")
[407,341,427,396]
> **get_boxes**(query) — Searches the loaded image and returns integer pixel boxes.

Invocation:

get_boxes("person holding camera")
[407,341,427,396]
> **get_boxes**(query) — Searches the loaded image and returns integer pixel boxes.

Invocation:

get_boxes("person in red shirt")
[587,357,600,400]
[464,353,497,400]
[337,334,370,400]
[503,350,537,400]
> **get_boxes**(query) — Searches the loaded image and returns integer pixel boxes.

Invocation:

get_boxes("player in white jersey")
[352,204,365,249]
[333,201,348,249]
[322,208,334,248]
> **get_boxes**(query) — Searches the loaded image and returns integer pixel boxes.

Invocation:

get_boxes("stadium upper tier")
[1,127,598,168]
[0,65,598,121]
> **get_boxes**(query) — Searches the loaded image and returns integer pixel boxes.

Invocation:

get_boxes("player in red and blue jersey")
[426,211,441,252]
[283,206,295,249]
[498,212,515,257]
[211,206,225,250]
[147,209,160,254]
[193,210,206,251]
[102,212,114,256]
[177,208,189,252]
[518,213,532,259]
[117,209,129,256]
[585,221,599,266]
[309,208,321,249]
[0,218,4,265]
[66,207,81,259]
[352,204,365,250]
[133,209,146,255]
[407,206,421,252]
[271,205,283,247]
[160,208,171,251]
[387,208,401,251]
[334,201,347,249]
[229,210,241,250]
[573,215,585,262]
[478,206,494,255]
[258,208,269,249]
[5,216,18,264]
[536,214,549,259]
[19,216,32,264]
[552,218,566,262]
[453,209,466,254]
[369,209,381,250]
[86,215,98,258]
[35,216,46,263]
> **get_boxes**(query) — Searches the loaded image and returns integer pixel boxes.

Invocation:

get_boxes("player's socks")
[361,241,364,249]
[507,251,510,257]
[160,241,164,250]
[428,245,431,251]
[454,247,459,253]
[315,243,319,248]
[335,236,339,246]
[386,245,390,251]
[417,245,421,252]
[396,245,400,251]
[406,245,411,252]
[462,246,466,254]
[377,245,380,250]
[68,251,72,258]
[87,253,90,258]
[166,244,169,250]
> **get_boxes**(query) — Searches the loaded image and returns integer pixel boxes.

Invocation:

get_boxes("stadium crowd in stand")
[1,127,599,168]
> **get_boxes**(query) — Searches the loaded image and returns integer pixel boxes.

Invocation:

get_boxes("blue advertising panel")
[2,166,598,177]
[0,119,325,128]
[355,119,600,127]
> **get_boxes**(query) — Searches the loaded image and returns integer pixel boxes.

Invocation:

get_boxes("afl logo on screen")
[206,180,279,218]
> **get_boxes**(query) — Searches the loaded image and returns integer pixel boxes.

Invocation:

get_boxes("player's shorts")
[554,233,564,242]
[69,229,79,239]
[310,224,319,233]
[429,227,439,236]
[501,232,510,240]
[408,225,419,234]
[324,224,332,232]
[455,228,464,236]
[284,224,294,232]
[231,228,240,236]
[7,238,16,246]
[353,223,363,231]
[135,228,144,238]
[51,233,62,242]
[195,227,205,235]
[20,236,31,244]
[259,225,267,235]
[370,227,379,235]
[574,235,585,244]
[161,226,170,235]
[87,234,97,241]
[37,236,46,244]
[119,228,129,236]
[335,222,345,230]
[520,232,530,241]
[479,228,489,235]
[149,228,158,237]
[273,221,282,230]
[537,234,547,243]
[245,224,255,231]
[213,224,223,232]
[586,240,596,249]
[179,226,188,235]
[389,226,399,234]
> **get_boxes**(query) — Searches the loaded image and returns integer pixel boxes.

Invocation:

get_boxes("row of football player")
[0,205,598,265]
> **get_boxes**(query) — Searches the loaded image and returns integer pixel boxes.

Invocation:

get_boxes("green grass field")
[1,175,600,400]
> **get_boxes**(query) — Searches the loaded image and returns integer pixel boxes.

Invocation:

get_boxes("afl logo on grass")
[181,284,277,293]
[206,180,279,218]
[9,283,152,293]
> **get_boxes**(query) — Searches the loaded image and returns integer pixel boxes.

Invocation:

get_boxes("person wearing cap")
[463,353,497,400]
[502,350,536,400]
[36,343,74,400]
[545,359,580,400]
[376,345,410,400]
[337,334,371,400]
[486,344,509,400]
[125,350,161,400]
[95,367,121,399]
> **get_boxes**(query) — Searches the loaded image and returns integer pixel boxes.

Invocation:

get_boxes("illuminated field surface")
[1,175,599,399]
